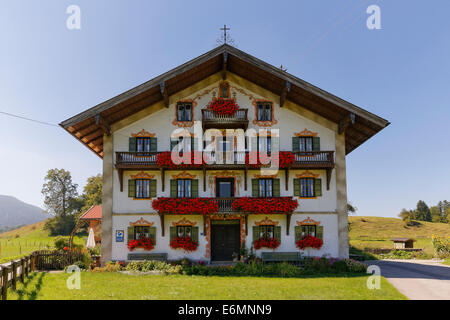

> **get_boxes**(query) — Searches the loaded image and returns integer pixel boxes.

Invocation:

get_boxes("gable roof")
[60,44,389,157]
[80,205,102,220]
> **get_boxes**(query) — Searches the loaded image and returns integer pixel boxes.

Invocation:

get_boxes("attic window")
[257,102,272,121]
[177,102,192,122]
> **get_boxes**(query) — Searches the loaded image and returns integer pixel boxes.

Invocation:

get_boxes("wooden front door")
[211,223,240,261]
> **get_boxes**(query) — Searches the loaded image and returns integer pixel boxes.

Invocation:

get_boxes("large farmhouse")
[60,44,389,264]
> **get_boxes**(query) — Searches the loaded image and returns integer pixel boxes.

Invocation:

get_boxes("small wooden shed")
[392,238,415,249]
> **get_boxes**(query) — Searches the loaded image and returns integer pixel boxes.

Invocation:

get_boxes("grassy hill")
[349,216,450,257]
[0,220,85,263]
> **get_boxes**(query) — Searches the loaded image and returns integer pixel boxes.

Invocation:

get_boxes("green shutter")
[128,180,135,198]
[170,227,176,242]
[293,179,300,197]
[273,179,280,197]
[191,179,199,198]
[149,180,157,198]
[129,137,137,152]
[150,138,157,152]
[252,226,260,243]
[127,227,134,242]
[252,179,259,197]
[317,226,324,241]
[292,137,300,152]
[312,137,320,151]
[192,227,199,242]
[294,226,302,242]
[274,226,281,243]
[149,227,156,243]
[170,180,177,198]
[314,179,322,197]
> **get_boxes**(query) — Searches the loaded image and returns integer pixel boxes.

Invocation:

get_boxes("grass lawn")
[443,258,450,266]
[349,216,450,258]
[0,221,85,263]
[8,272,406,300]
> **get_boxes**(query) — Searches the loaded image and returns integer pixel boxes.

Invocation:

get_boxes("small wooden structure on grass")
[392,238,416,249]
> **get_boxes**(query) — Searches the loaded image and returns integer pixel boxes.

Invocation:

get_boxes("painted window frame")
[300,178,315,198]
[177,102,193,122]
[135,179,151,199]
[256,102,273,121]
[258,178,273,198]
[177,179,192,198]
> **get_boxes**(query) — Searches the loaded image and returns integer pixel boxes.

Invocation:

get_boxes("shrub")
[125,260,181,274]
[343,259,367,273]
[73,260,86,270]
[92,261,124,272]
[432,235,450,259]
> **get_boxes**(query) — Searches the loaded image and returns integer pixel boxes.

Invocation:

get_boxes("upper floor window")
[177,179,192,198]
[300,178,315,198]
[258,179,273,198]
[128,178,156,199]
[292,136,320,152]
[136,179,151,198]
[252,178,280,198]
[129,137,157,152]
[257,102,272,121]
[219,82,230,98]
[177,102,192,122]
[258,136,271,153]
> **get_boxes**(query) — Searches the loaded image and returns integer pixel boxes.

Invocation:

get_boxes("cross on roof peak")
[220,24,230,44]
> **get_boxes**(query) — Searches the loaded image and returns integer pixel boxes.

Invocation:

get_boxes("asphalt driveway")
[366,259,450,300]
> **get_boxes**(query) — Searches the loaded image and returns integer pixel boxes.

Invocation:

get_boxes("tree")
[78,174,102,216]
[415,200,432,222]
[347,202,357,215]
[398,208,414,226]
[41,169,79,235]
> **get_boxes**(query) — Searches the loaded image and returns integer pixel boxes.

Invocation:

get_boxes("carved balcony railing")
[201,109,248,130]
[291,151,334,168]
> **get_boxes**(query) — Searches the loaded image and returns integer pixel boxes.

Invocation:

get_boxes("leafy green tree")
[398,208,414,226]
[78,174,102,216]
[347,202,357,215]
[415,200,432,222]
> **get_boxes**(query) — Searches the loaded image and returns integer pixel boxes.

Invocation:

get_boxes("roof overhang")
[60,44,390,158]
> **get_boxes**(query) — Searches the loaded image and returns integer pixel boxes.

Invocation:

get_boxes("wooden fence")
[0,250,84,300]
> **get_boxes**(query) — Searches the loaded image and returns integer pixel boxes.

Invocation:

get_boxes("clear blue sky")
[1,0,449,217]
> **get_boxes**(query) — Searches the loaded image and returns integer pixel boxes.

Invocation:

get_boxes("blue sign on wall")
[116,230,124,242]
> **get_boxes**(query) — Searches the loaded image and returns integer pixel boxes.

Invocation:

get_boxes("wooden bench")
[127,253,168,261]
[261,252,303,264]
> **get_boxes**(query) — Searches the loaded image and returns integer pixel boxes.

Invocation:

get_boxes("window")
[299,137,313,152]
[301,225,316,238]
[219,82,229,98]
[135,179,151,198]
[177,102,192,121]
[258,179,273,198]
[134,226,150,240]
[257,102,272,121]
[300,178,315,198]
[177,179,192,198]
[136,138,151,152]
[259,225,274,239]
[176,226,192,239]
[258,136,271,153]
[171,137,193,153]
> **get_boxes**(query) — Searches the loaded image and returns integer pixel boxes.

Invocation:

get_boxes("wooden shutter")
[170,227,176,242]
[170,180,177,198]
[317,226,324,241]
[292,137,300,152]
[252,179,259,197]
[274,226,281,243]
[272,179,280,197]
[129,137,137,152]
[252,226,260,243]
[149,227,156,244]
[127,226,134,242]
[150,138,157,152]
[293,179,300,197]
[314,179,322,197]
[294,226,302,242]
[149,180,157,198]
[191,179,199,197]
[192,227,199,242]
[128,180,135,198]
[312,137,320,151]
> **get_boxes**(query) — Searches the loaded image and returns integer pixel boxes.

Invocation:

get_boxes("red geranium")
[170,236,199,252]
[232,197,298,214]
[152,197,219,215]
[207,98,240,116]
[296,235,323,250]
[245,151,295,169]
[127,236,155,251]
[253,237,280,250]
[156,151,206,169]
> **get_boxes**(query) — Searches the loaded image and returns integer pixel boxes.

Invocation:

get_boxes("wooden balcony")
[291,151,334,169]
[201,109,249,130]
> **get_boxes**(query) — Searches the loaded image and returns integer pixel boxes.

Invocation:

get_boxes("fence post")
[1,266,9,300]
[11,261,18,290]
[31,253,36,271]
[25,256,29,277]
[20,258,25,283]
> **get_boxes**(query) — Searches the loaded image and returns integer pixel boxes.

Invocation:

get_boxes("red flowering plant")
[156,151,207,169]
[232,197,298,214]
[245,151,295,169]
[152,197,219,215]
[253,237,280,250]
[296,235,323,250]
[207,97,240,116]
[170,237,199,252]
[127,236,155,251]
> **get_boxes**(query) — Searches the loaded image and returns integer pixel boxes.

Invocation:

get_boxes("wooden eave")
[60,44,390,158]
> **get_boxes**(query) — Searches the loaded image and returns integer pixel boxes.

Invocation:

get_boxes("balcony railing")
[201,109,249,129]
[116,150,334,169]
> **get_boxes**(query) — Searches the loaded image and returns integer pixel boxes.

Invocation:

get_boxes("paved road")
[367,260,450,300]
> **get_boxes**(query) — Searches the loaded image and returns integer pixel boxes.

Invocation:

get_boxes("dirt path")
[367,260,450,300]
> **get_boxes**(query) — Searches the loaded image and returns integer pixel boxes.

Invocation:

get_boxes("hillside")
[0,195,48,229]
[349,216,450,257]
